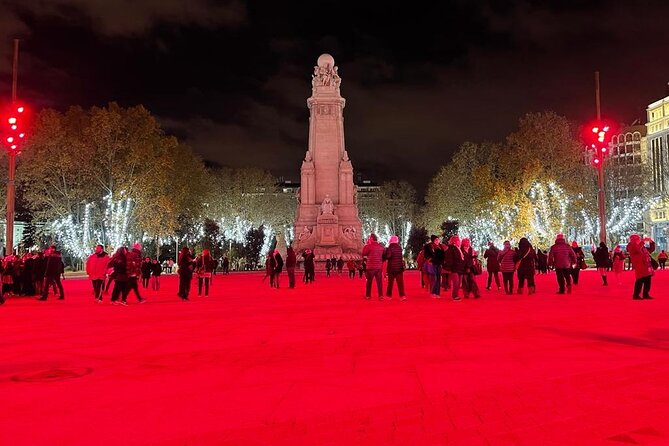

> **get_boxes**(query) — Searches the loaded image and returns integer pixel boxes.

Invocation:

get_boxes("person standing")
[177,247,194,300]
[37,246,65,301]
[125,243,146,303]
[460,238,481,299]
[361,233,385,300]
[483,241,501,290]
[536,249,548,274]
[108,247,129,305]
[270,249,284,288]
[195,249,215,296]
[150,258,162,290]
[222,256,230,274]
[498,241,516,295]
[86,244,109,302]
[383,235,406,300]
[302,249,315,284]
[612,245,625,285]
[515,238,537,295]
[592,242,610,286]
[423,235,445,298]
[325,258,332,277]
[285,245,297,288]
[443,235,465,301]
[337,257,345,275]
[570,241,586,285]
[346,259,356,279]
[32,251,46,297]
[141,257,152,289]
[548,233,577,294]
[628,234,656,300]
[657,250,668,270]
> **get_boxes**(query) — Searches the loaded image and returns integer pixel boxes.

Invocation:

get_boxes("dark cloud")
[1,0,669,194]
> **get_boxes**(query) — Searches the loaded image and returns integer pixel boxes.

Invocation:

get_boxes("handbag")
[515,249,531,270]
[579,260,588,270]
[650,257,659,270]
[472,258,483,275]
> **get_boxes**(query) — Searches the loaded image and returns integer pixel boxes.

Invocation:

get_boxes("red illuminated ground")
[1,269,669,445]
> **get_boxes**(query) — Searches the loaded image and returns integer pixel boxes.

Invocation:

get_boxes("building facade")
[647,95,669,248]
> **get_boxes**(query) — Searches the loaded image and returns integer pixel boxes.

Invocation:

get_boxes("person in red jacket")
[361,233,385,300]
[627,234,655,300]
[86,244,109,302]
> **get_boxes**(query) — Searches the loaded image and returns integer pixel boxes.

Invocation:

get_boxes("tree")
[406,226,428,260]
[359,180,417,249]
[242,226,265,269]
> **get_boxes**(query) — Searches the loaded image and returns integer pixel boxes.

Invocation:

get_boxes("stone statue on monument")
[321,195,335,215]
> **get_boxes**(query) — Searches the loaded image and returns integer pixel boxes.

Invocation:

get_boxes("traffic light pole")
[595,71,607,244]
[5,39,19,256]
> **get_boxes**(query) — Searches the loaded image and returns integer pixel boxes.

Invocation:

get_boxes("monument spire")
[293,54,363,261]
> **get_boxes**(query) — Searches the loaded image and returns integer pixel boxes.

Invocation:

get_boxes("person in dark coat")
[222,256,230,274]
[108,247,129,305]
[362,233,385,300]
[140,257,152,289]
[383,235,406,300]
[178,247,194,300]
[592,242,610,286]
[548,233,577,294]
[270,249,284,288]
[442,235,465,301]
[460,238,481,298]
[483,241,500,290]
[150,258,162,290]
[570,241,585,285]
[325,258,332,277]
[32,251,46,296]
[285,245,297,288]
[515,237,537,295]
[125,243,146,303]
[302,249,315,284]
[37,246,65,301]
[423,235,445,298]
[195,249,216,296]
[536,249,548,274]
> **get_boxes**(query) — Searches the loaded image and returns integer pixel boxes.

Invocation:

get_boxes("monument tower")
[293,54,364,259]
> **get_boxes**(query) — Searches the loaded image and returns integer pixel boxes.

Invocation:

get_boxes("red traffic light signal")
[2,104,28,152]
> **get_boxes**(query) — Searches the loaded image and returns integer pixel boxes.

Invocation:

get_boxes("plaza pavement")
[1,269,669,445]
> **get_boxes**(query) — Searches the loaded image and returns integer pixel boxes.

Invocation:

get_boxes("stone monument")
[292,54,364,260]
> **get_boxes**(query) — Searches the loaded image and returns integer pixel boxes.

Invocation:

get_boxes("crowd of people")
[0,231,661,306]
[413,232,659,301]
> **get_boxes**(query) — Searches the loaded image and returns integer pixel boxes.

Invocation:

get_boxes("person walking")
[570,241,586,285]
[460,238,481,299]
[37,246,65,301]
[592,242,610,286]
[498,241,516,295]
[346,259,356,279]
[125,243,146,303]
[150,258,162,290]
[325,258,332,277]
[108,247,128,305]
[423,235,445,298]
[515,238,537,295]
[443,235,465,301]
[361,233,385,300]
[483,241,501,290]
[285,245,297,288]
[195,249,216,296]
[628,234,656,300]
[177,247,194,300]
[383,235,406,300]
[612,245,625,285]
[548,233,577,294]
[657,250,668,270]
[86,244,109,302]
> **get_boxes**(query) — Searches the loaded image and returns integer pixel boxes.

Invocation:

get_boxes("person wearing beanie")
[548,233,577,294]
[592,242,610,286]
[383,235,406,300]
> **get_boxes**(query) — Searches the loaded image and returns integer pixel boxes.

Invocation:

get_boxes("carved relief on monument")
[320,195,335,215]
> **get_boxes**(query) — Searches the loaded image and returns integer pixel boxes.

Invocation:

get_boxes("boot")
[602,276,608,286]
[528,286,535,295]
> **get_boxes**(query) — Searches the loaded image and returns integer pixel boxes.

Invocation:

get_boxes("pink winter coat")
[86,252,109,280]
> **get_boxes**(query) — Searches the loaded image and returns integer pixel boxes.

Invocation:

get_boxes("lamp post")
[5,39,20,256]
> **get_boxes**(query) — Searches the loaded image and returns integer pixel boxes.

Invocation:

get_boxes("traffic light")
[584,120,613,168]
[2,104,27,153]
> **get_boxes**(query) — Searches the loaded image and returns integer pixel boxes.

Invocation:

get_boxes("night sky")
[2,0,668,193]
